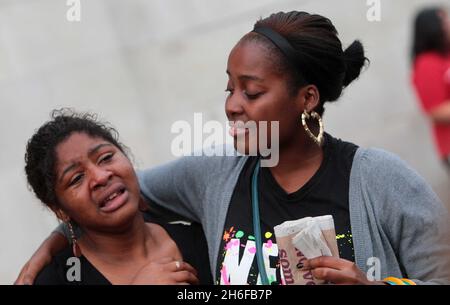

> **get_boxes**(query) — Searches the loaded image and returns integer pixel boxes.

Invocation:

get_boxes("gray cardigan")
[135,147,450,284]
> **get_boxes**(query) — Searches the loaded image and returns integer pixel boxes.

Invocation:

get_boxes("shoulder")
[351,147,435,198]
[147,223,183,260]
[415,52,446,66]
[353,147,420,182]
[352,147,444,213]
[326,134,358,161]
[34,247,73,285]
[414,52,447,73]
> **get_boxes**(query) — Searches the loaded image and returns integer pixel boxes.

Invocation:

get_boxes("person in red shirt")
[412,7,450,167]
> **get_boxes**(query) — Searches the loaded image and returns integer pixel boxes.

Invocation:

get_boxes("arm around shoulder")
[15,231,68,285]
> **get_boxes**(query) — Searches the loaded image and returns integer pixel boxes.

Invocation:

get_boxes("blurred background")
[0,0,448,283]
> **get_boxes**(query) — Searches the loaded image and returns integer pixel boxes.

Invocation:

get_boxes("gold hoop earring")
[67,221,82,257]
[301,110,324,146]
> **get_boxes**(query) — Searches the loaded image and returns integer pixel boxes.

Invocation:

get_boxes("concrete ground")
[1,0,448,283]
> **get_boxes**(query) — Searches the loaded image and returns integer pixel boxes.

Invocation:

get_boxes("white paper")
[291,220,333,259]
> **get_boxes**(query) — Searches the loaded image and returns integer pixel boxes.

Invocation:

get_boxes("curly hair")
[24,109,128,209]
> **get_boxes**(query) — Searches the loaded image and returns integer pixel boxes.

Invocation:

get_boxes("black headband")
[252,26,308,84]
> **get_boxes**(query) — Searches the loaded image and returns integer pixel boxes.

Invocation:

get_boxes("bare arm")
[14,231,68,285]
[429,101,450,124]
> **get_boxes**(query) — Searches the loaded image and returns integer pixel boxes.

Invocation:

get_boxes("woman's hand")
[303,256,385,285]
[132,257,200,285]
[14,232,68,285]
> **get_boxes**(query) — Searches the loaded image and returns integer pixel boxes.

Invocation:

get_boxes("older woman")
[23,111,209,285]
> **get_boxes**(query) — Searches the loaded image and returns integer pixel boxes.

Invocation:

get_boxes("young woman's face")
[225,41,305,154]
[53,132,141,233]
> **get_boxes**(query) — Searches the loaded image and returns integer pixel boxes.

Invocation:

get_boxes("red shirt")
[412,52,450,159]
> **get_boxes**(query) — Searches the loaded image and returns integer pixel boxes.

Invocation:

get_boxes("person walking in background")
[412,7,450,168]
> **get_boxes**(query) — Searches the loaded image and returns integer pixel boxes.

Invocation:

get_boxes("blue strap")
[251,159,270,285]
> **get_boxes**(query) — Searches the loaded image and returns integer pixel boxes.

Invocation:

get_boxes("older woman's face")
[225,41,306,154]
[53,132,140,233]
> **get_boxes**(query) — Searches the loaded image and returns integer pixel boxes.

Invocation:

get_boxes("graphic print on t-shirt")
[218,227,279,285]
[217,226,353,285]
[216,134,358,285]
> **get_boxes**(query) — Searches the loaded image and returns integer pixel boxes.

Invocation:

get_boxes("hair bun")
[343,40,367,87]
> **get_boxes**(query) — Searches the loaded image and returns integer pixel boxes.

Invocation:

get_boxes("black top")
[34,246,110,285]
[216,133,358,285]
[35,209,213,285]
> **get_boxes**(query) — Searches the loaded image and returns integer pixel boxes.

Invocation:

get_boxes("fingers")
[25,267,42,285]
[132,258,200,285]
[165,260,199,284]
[182,262,198,277]
[305,257,370,285]
[166,261,198,277]
[304,256,354,271]
[311,267,355,284]
[22,275,34,285]
[14,264,28,285]
[172,270,200,285]
[14,262,34,285]
[14,267,27,285]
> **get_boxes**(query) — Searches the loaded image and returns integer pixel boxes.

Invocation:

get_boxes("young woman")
[411,7,450,167]
[22,111,211,284]
[17,11,450,285]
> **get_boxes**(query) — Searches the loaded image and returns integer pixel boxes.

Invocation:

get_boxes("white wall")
[1,0,448,283]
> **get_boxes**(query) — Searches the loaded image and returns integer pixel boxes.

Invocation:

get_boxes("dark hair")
[242,11,368,115]
[24,109,127,209]
[412,7,448,61]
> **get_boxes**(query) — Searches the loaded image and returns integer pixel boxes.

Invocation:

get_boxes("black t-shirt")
[216,133,358,285]
[34,210,213,285]
[34,246,110,285]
